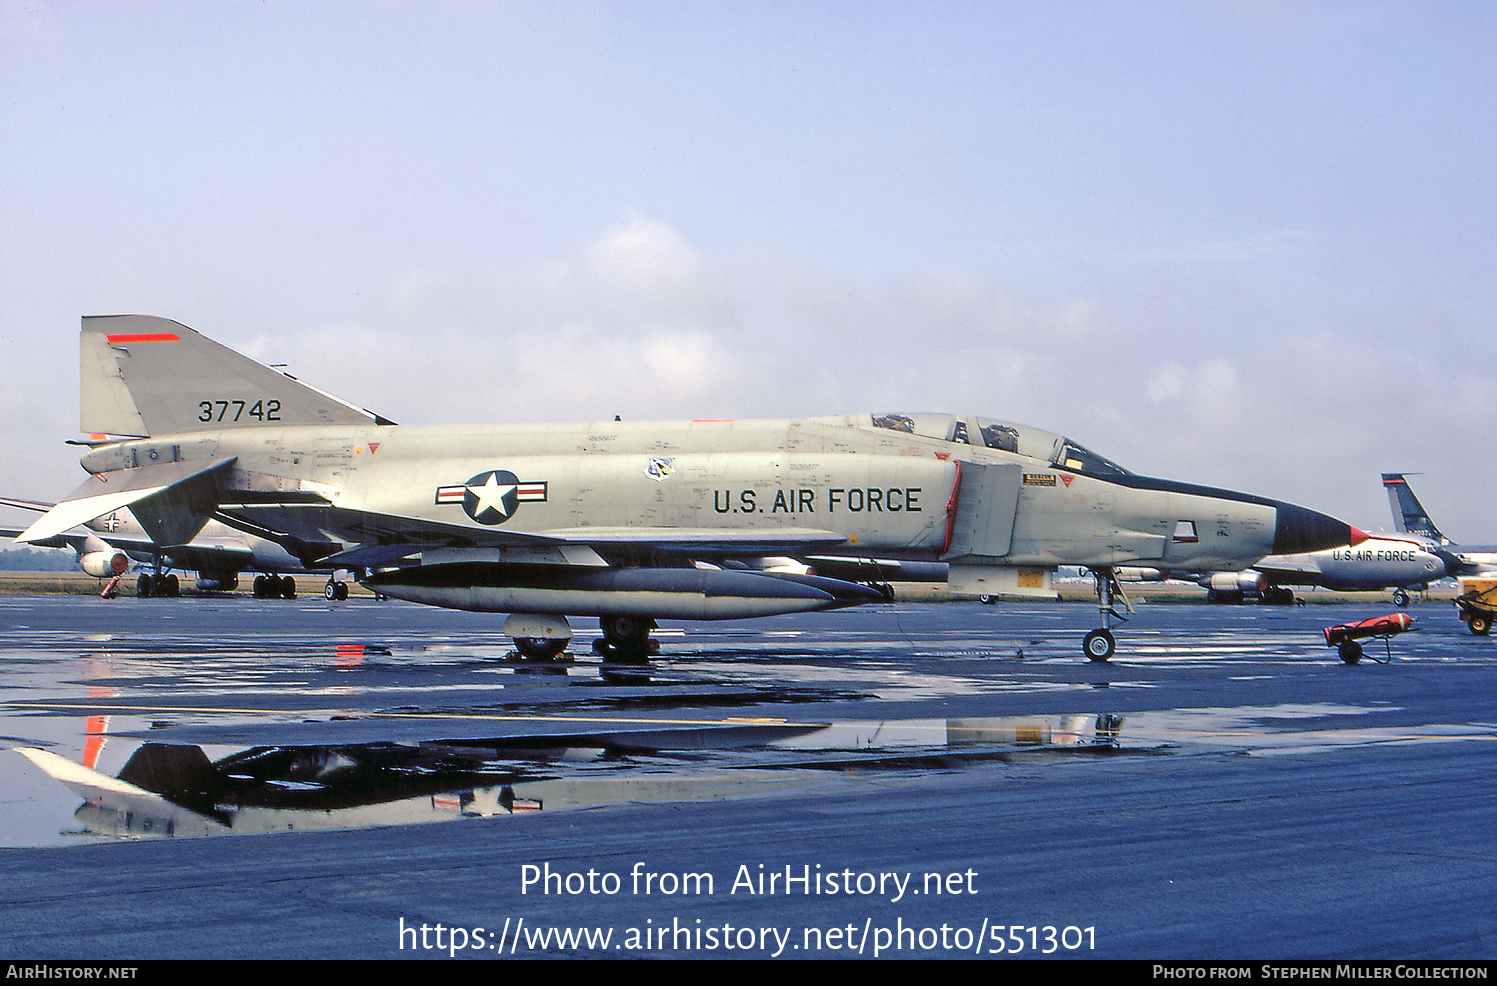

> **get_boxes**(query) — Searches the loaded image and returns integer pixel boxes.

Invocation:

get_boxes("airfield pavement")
[0,591,1494,962]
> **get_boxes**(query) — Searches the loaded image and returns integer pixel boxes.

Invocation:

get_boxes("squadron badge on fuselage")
[435,470,548,525]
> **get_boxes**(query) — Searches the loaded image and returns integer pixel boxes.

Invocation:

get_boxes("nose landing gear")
[1083,567,1132,662]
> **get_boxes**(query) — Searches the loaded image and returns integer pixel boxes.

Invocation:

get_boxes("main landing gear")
[592,615,659,661]
[323,578,350,601]
[1083,566,1133,662]
[135,550,180,598]
[253,575,297,599]
[503,613,574,661]
[135,572,179,598]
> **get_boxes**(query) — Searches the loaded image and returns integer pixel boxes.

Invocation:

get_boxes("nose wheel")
[1083,567,1132,662]
[1084,628,1116,662]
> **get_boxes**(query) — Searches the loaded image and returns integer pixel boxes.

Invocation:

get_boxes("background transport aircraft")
[1194,533,1458,606]
[1384,473,1497,576]
[1,497,351,599]
[17,315,1363,662]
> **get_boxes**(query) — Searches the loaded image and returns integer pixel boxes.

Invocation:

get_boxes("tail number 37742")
[198,399,282,423]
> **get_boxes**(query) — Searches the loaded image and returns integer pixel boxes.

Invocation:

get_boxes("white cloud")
[584,213,705,292]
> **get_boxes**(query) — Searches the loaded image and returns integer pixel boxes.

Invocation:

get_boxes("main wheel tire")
[979,594,997,605]
[1470,614,1492,636]
[1339,640,1364,664]
[514,637,568,660]
[324,581,338,601]
[602,615,654,648]
[335,581,349,601]
[1083,629,1116,662]
[1393,589,1410,607]
[280,577,296,599]
[163,573,179,596]
[136,573,154,598]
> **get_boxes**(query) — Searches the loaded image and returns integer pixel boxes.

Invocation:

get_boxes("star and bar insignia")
[435,470,547,525]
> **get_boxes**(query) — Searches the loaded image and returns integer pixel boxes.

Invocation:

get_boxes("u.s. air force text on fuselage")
[711,486,922,515]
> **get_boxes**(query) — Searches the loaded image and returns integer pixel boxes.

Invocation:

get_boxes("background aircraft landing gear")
[323,579,349,601]
[253,575,297,599]
[136,572,179,598]
[594,615,659,660]
[1392,588,1410,607]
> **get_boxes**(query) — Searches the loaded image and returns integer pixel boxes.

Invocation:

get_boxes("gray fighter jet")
[17,315,1364,661]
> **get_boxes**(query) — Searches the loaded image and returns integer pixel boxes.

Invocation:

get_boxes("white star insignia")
[467,473,517,519]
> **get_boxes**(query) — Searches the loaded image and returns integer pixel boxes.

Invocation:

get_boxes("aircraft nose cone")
[1272,503,1363,555]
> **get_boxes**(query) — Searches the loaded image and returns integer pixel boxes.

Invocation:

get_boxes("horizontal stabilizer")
[15,747,149,800]
[17,458,236,546]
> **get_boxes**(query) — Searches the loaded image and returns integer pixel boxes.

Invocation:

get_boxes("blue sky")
[2,1,1494,539]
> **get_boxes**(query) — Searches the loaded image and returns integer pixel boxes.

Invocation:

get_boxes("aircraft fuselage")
[77,415,1333,582]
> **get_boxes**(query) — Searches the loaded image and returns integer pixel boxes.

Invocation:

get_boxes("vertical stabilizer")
[81,315,392,438]
[1382,473,1445,544]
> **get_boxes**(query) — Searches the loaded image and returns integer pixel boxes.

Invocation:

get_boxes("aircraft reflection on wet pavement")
[15,715,1126,840]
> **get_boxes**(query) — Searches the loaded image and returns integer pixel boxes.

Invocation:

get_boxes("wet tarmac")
[1,593,1494,959]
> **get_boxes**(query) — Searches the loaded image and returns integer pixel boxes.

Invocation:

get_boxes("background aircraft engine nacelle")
[1209,571,1268,595]
[79,548,129,578]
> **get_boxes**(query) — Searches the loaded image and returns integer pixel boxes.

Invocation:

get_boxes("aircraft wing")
[220,498,852,569]
[220,503,568,568]
[156,542,257,571]
[1252,553,1323,577]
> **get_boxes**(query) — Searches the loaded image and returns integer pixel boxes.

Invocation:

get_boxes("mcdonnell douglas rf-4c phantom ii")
[18,316,1366,662]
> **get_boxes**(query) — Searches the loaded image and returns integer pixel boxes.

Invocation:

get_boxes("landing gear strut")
[1083,566,1132,662]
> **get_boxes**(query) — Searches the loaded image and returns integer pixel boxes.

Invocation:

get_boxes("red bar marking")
[105,333,180,343]
[941,461,963,555]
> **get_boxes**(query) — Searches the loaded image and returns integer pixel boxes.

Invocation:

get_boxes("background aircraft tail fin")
[81,315,393,438]
[1382,473,1445,543]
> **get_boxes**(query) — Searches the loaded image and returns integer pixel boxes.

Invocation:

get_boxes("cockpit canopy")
[870,413,1131,478]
